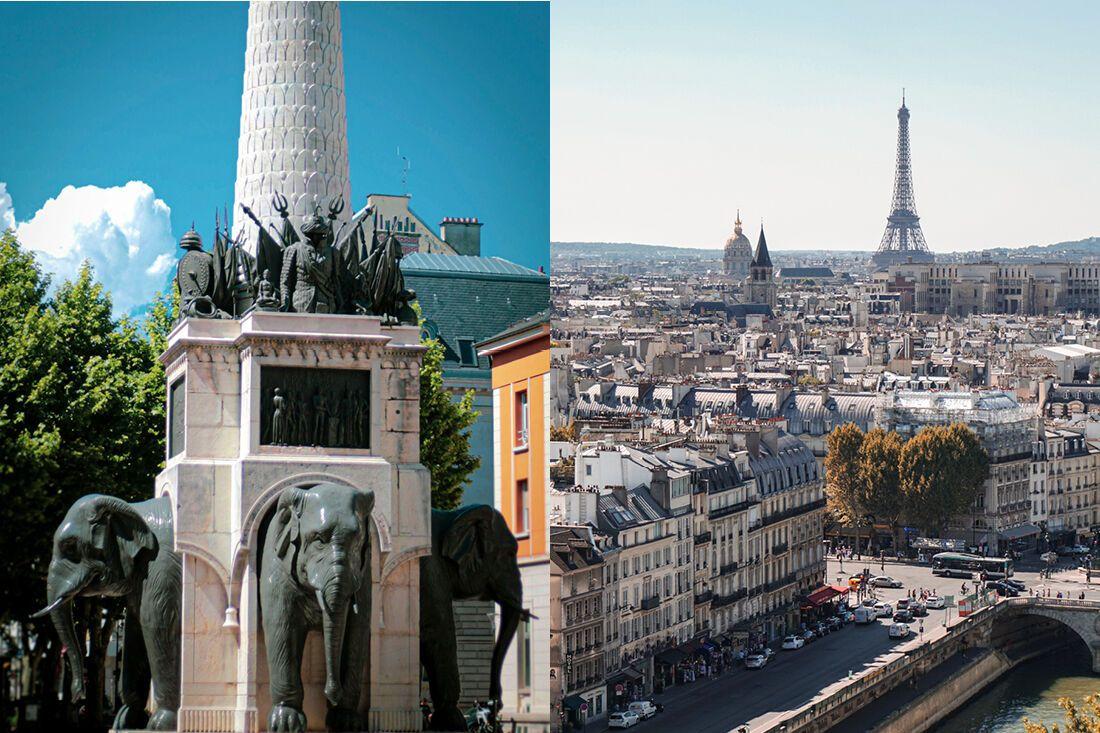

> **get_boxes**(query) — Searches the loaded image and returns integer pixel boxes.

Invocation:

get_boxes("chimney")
[440,217,482,256]
[761,424,779,455]
[610,485,628,508]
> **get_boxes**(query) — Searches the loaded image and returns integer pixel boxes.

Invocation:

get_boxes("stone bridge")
[992,596,1100,672]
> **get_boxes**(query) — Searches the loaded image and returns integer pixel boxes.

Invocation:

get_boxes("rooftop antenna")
[398,147,410,196]
[902,87,906,106]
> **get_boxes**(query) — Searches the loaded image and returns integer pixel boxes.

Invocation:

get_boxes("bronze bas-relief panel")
[260,366,371,448]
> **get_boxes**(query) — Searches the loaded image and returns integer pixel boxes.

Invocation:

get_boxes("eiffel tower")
[871,92,934,270]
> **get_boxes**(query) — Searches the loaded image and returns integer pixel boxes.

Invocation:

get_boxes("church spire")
[752,224,772,269]
[734,209,742,236]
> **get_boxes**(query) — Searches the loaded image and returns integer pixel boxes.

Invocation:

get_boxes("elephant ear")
[86,495,157,572]
[442,505,496,592]
[274,487,308,564]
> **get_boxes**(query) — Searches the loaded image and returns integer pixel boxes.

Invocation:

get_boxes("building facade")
[885,262,1100,316]
[480,313,551,728]
[745,227,777,309]
[1032,425,1100,544]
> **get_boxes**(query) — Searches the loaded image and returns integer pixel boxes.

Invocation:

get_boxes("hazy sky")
[552,1,1100,252]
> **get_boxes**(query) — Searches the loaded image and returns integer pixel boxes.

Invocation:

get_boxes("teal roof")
[402,255,549,368]
[402,253,547,281]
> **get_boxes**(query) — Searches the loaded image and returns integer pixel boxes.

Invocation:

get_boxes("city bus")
[931,552,1014,580]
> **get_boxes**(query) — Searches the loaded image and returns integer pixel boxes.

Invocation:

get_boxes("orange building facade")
[478,313,550,727]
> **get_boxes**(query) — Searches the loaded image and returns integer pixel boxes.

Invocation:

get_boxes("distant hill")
[552,235,1100,262]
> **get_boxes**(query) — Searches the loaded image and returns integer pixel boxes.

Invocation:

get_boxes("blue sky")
[552,0,1100,252]
[0,2,548,315]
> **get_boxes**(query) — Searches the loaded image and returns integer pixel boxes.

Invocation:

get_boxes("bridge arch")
[994,599,1100,673]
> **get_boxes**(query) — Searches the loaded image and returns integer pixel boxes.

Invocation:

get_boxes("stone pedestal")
[157,312,431,732]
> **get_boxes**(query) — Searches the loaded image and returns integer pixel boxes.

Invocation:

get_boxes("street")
[595,555,1100,733]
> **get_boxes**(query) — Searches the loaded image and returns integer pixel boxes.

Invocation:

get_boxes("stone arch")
[226,471,392,617]
[1000,605,1100,672]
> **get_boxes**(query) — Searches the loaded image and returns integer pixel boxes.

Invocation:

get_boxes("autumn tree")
[898,423,989,536]
[824,422,866,527]
[857,429,906,551]
[1024,694,1100,733]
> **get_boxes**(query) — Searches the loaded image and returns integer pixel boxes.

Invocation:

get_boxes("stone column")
[233,0,352,243]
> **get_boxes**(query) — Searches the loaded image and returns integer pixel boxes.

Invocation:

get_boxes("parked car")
[802,628,817,642]
[1004,579,1026,592]
[893,609,914,623]
[853,606,877,624]
[812,621,830,637]
[925,595,946,609]
[839,609,855,623]
[782,635,806,650]
[910,602,928,617]
[987,581,1019,597]
[896,598,910,609]
[744,653,768,669]
[861,598,878,607]
[873,602,894,618]
[871,576,903,588]
[610,711,640,729]
[827,615,844,630]
[763,647,775,660]
[889,623,910,639]
[628,701,657,720]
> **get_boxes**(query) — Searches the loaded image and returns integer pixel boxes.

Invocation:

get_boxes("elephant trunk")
[33,564,91,702]
[318,584,350,706]
[489,603,522,705]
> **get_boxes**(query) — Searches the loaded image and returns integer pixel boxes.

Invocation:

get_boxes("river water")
[932,647,1099,732]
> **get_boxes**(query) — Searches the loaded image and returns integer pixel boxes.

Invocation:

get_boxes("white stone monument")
[233,0,353,244]
[158,312,430,732]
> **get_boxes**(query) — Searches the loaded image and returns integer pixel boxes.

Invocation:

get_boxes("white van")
[628,701,657,720]
[853,606,877,624]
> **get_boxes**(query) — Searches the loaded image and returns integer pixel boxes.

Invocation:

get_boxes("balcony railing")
[694,531,712,545]
[708,498,761,520]
[694,590,714,605]
[640,594,661,611]
[761,498,827,527]
[772,542,789,555]
[719,561,739,576]
[764,573,797,592]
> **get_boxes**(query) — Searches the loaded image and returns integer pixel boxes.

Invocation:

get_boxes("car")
[839,609,855,623]
[889,623,910,639]
[893,609,914,623]
[827,615,844,630]
[871,576,903,588]
[925,595,946,609]
[744,653,768,669]
[896,598,910,609]
[910,602,928,617]
[782,635,805,650]
[609,711,640,728]
[802,628,817,642]
[873,602,894,618]
[763,647,775,660]
[1004,578,1026,591]
[813,621,830,636]
[628,701,657,720]
[987,581,1019,597]
[861,598,877,607]
[853,606,877,624]
[1057,546,1079,557]
[1071,544,1090,555]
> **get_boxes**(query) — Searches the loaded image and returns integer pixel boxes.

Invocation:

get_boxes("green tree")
[824,422,866,528]
[898,423,989,536]
[418,332,480,510]
[0,235,173,725]
[857,429,905,552]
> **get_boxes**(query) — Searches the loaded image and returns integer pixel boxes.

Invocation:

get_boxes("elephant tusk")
[30,596,67,619]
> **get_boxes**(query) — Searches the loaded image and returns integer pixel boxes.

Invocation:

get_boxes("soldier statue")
[176,226,231,319]
[280,210,341,314]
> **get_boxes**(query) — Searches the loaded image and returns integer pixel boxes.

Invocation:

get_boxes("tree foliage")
[824,422,866,525]
[898,423,988,536]
[1024,694,1100,733]
[418,331,480,510]
[858,429,906,546]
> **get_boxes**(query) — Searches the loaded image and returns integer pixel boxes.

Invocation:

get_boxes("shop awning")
[1002,523,1040,541]
[563,695,585,711]
[608,666,644,684]
[679,639,703,655]
[805,585,841,606]
[655,649,687,666]
[830,584,850,595]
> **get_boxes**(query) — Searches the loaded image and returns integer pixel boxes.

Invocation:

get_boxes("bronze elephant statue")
[420,505,525,731]
[34,494,181,731]
[258,482,374,733]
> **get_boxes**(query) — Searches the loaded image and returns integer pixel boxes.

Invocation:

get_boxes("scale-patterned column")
[233,0,351,243]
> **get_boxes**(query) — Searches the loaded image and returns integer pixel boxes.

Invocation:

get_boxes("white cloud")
[10,181,177,316]
[0,182,14,232]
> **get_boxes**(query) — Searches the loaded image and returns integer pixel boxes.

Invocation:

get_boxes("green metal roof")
[402,256,549,368]
[402,252,547,281]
